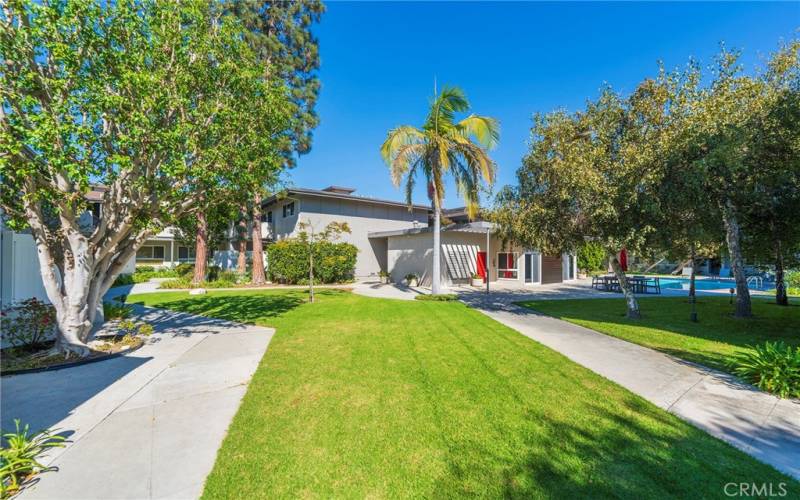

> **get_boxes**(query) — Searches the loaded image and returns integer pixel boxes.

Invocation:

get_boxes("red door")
[476,252,487,279]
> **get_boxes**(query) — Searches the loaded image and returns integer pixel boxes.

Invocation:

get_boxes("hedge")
[577,241,606,272]
[267,240,357,284]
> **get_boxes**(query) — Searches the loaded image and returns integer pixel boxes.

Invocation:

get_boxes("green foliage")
[414,294,459,302]
[174,263,195,277]
[232,0,325,161]
[267,240,357,285]
[112,274,136,287]
[118,319,154,340]
[103,302,133,320]
[786,270,800,289]
[577,242,606,272]
[0,299,56,347]
[1,420,66,498]
[729,342,800,399]
[0,0,291,353]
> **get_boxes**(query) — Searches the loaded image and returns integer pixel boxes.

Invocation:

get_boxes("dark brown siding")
[541,255,563,284]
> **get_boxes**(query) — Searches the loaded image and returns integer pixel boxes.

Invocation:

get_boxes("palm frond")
[457,115,500,150]
[389,143,425,187]
[380,125,425,163]
[424,86,469,134]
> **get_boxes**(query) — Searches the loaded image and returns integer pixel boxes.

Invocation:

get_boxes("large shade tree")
[381,86,499,294]
[677,42,800,316]
[231,0,325,285]
[495,79,671,318]
[0,0,288,356]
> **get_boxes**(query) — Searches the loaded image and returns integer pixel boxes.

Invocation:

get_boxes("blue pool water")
[658,277,775,292]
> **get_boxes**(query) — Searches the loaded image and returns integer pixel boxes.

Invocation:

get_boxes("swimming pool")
[658,277,775,292]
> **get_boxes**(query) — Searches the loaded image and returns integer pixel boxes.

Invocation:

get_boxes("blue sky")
[287,1,799,208]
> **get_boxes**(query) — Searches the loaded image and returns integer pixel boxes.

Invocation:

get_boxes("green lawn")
[519,297,800,374]
[129,290,798,498]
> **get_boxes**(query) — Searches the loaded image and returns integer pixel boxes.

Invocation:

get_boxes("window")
[260,211,273,223]
[136,245,165,260]
[178,246,196,261]
[282,202,295,218]
[497,252,518,279]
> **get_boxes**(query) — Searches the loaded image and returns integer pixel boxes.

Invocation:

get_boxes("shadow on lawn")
[136,289,346,325]
[432,396,798,498]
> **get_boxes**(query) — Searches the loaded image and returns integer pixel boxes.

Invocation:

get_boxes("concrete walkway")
[2,306,274,499]
[465,301,800,480]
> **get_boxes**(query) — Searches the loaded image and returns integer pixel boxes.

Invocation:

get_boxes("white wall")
[1,231,50,306]
[1,230,135,307]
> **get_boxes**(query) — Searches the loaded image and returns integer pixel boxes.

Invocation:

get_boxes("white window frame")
[177,245,196,261]
[283,202,295,218]
[497,252,519,280]
[137,244,165,260]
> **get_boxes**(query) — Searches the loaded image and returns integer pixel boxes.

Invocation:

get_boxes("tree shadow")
[1,354,150,438]
[130,290,329,327]
[430,397,799,497]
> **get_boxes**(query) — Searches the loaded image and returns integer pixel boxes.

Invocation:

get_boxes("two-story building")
[252,186,432,278]
[237,185,577,288]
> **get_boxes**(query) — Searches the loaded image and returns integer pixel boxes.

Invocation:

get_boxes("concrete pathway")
[463,301,800,480]
[1,306,274,499]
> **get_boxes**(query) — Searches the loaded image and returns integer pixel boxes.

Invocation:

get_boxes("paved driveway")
[1,306,274,499]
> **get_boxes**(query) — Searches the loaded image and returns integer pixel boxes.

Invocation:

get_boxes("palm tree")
[380,86,499,294]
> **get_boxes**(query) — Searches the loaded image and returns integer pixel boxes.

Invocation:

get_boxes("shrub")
[414,294,459,302]
[728,341,800,399]
[0,420,66,498]
[112,273,135,287]
[103,302,132,320]
[174,263,195,277]
[784,269,800,289]
[267,240,357,284]
[0,298,56,347]
[159,278,192,289]
[135,265,155,273]
[577,242,605,272]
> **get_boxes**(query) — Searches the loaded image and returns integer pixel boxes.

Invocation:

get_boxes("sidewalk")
[2,306,274,499]
[470,302,800,480]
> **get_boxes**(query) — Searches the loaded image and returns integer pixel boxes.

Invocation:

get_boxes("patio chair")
[645,277,661,294]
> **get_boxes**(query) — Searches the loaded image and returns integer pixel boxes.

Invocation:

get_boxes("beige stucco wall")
[264,194,429,278]
[386,231,578,288]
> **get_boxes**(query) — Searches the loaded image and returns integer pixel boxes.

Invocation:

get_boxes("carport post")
[486,227,490,295]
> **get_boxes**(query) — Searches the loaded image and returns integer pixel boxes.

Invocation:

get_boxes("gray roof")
[368,221,495,239]
[262,187,432,212]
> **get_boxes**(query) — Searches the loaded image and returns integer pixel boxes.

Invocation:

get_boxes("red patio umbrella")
[619,248,628,272]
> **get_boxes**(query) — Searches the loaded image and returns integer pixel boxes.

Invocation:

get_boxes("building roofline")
[261,187,432,212]
[368,221,495,239]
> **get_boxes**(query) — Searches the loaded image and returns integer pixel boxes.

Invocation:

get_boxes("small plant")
[118,319,154,345]
[728,341,800,399]
[0,298,56,348]
[378,270,390,283]
[1,420,66,498]
[112,273,135,287]
[103,302,132,320]
[405,273,419,286]
[414,294,458,302]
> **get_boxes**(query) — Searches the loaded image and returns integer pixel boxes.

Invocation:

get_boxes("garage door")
[541,255,563,284]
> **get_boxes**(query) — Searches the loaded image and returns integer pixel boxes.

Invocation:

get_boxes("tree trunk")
[689,247,698,322]
[431,201,442,295]
[722,200,752,318]
[237,215,247,275]
[775,239,788,306]
[251,193,266,285]
[192,211,208,285]
[308,235,315,303]
[609,253,640,319]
